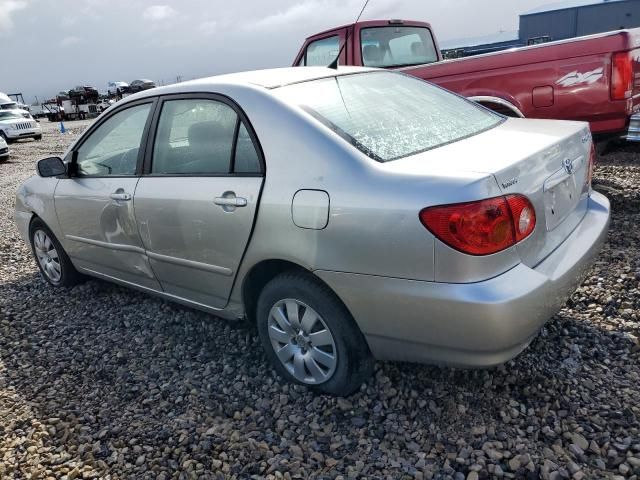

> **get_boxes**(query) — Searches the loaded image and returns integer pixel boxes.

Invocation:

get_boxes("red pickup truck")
[293,19,640,146]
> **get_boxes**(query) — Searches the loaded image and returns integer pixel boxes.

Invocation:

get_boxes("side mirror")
[37,156,66,177]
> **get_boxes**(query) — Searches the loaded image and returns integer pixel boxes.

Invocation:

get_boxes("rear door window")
[152,99,237,175]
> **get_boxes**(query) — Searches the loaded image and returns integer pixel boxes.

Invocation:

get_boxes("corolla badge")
[563,158,575,175]
[556,67,604,87]
[501,177,518,189]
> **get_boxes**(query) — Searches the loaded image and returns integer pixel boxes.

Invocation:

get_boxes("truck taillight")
[611,51,633,101]
[419,195,536,256]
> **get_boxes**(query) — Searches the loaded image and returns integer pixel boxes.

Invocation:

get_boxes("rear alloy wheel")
[29,218,82,287]
[267,299,338,384]
[257,271,374,396]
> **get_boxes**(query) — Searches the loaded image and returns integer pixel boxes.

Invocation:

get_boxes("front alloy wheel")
[29,218,82,287]
[33,229,62,283]
[268,299,338,385]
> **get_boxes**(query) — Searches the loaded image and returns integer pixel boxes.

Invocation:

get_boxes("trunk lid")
[381,118,592,268]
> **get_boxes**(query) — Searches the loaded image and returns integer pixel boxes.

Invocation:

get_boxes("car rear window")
[275,71,502,162]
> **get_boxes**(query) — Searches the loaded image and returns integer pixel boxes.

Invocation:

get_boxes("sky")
[0,0,549,103]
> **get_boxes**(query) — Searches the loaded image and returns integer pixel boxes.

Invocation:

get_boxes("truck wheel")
[256,271,374,396]
[595,140,610,157]
[34,134,42,141]
[29,218,83,287]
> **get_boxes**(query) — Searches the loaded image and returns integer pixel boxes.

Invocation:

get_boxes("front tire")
[29,218,82,287]
[34,134,42,141]
[0,131,12,144]
[256,271,374,396]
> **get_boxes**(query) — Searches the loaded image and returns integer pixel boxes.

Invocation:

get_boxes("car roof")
[148,66,376,94]
[200,66,374,89]
[121,66,377,103]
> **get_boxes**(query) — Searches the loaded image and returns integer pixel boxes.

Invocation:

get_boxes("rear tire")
[256,271,374,396]
[29,218,82,287]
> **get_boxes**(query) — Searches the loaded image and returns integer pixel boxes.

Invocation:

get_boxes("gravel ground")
[0,121,639,480]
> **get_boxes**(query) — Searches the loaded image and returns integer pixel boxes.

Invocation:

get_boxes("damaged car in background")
[15,67,609,395]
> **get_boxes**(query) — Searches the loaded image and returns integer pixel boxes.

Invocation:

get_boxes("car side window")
[234,122,261,173]
[75,103,151,176]
[152,99,238,175]
[304,35,339,66]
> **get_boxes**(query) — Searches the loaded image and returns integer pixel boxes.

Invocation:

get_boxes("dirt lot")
[1,120,639,479]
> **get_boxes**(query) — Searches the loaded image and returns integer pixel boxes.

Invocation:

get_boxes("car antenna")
[328,0,370,70]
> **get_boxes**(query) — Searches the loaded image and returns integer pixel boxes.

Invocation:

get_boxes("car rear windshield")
[360,26,439,68]
[275,71,503,162]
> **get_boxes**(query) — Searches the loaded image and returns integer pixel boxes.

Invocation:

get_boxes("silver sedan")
[15,67,610,395]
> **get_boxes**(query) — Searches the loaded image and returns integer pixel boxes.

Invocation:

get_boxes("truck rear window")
[361,26,438,68]
[275,71,502,162]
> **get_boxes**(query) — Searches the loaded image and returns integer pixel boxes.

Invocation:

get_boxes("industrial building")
[441,0,640,58]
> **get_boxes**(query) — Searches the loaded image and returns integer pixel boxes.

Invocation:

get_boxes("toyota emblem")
[563,158,575,175]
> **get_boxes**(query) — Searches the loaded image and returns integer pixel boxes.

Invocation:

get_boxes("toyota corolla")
[15,67,610,395]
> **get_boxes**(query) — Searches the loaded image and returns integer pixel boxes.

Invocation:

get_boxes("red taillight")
[419,195,536,256]
[611,51,633,101]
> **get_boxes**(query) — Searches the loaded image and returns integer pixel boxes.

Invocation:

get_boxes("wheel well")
[469,96,524,118]
[242,260,309,322]
[479,101,522,117]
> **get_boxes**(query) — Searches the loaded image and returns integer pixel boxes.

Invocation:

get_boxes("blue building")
[520,0,640,44]
[441,0,640,58]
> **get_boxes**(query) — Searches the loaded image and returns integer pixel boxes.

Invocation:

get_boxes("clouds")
[60,36,81,47]
[143,5,177,22]
[0,0,27,34]
[1,0,548,102]
[245,0,400,32]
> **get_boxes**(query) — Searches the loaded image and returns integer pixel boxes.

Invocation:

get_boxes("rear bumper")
[316,191,610,367]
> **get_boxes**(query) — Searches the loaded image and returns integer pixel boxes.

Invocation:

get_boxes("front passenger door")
[134,95,264,309]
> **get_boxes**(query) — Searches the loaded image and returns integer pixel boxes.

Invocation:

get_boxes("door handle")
[214,196,247,207]
[110,192,132,201]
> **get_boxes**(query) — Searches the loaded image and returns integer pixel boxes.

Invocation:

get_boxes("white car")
[0,110,42,143]
[97,99,115,112]
[0,135,8,162]
[107,81,129,96]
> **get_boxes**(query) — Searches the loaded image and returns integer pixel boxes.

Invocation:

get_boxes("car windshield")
[275,71,503,162]
[0,111,22,120]
[360,26,438,68]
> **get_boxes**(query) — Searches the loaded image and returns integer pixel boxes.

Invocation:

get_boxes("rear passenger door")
[133,94,264,309]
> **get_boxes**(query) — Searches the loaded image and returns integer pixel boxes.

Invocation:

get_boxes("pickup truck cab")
[294,20,640,143]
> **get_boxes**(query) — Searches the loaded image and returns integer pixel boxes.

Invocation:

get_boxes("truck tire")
[256,271,374,396]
